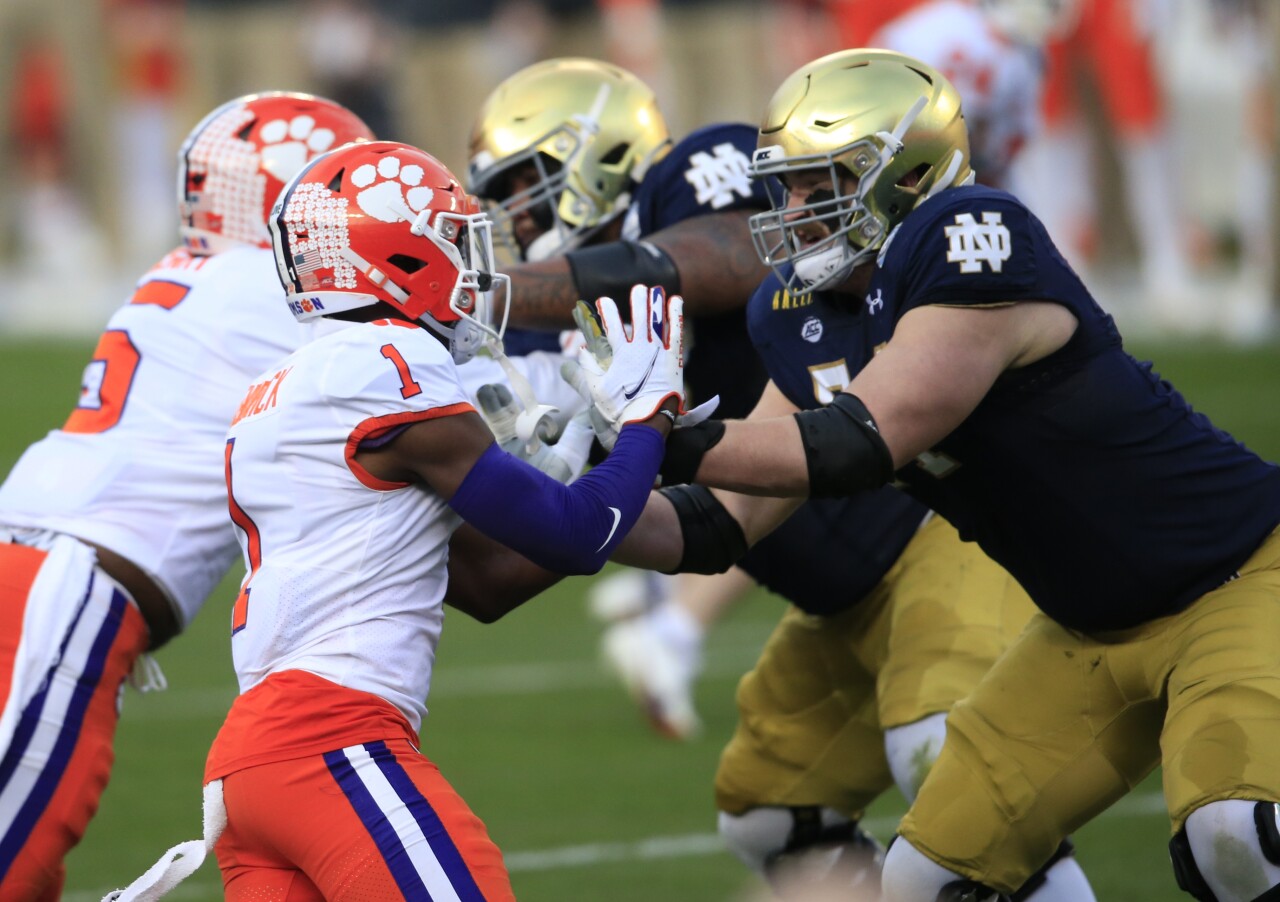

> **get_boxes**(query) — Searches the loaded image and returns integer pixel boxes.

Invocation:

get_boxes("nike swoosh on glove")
[569,284,687,427]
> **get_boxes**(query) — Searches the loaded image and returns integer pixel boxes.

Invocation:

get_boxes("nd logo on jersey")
[684,143,753,209]
[944,212,1011,273]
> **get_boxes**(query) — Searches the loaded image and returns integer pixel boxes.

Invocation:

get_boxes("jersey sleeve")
[893,192,1054,315]
[631,123,770,235]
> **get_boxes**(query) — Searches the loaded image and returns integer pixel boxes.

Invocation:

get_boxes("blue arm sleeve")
[448,424,665,575]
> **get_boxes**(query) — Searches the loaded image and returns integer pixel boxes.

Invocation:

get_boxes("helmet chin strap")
[795,242,858,291]
[338,247,412,303]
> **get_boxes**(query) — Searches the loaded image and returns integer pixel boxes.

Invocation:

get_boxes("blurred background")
[2,2,1279,899]
[0,0,1277,341]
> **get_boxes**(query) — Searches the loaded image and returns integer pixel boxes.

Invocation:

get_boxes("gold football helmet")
[749,49,972,291]
[468,57,671,261]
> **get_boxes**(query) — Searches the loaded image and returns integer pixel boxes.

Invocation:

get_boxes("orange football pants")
[215,738,516,901]
[0,540,148,902]
[1043,0,1162,132]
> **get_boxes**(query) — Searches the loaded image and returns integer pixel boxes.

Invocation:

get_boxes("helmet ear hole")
[388,254,428,275]
[599,143,629,166]
[898,163,930,189]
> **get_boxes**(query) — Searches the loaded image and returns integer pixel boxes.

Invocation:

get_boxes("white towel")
[102,780,226,902]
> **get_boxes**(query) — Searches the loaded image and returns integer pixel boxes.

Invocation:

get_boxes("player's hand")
[476,383,590,484]
[569,285,686,430]
[559,358,619,450]
[560,360,718,451]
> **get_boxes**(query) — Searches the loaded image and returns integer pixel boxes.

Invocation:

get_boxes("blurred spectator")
[300,0,397,140]
[1014,0,1203,330]
[869,0,1047,190]
[107,0,184,265]
[1203,0,1276,337]
[598,0,674,106]
[180,0,309,133]
[1,0,1274,337]
[8,37,108,276]
[764,0,841,86]
[490,0,555,79]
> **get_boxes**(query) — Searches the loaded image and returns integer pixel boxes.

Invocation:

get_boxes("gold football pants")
[899,527,1280,894]
[715,515,1036,818]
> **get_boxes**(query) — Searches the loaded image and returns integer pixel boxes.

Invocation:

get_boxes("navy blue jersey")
[623,122,772,417]
[748,184,1280,632]
[506,125,771,418]
[623,123,769,236]
[737,491,927,616]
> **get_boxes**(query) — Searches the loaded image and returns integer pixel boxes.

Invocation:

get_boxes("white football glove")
[569,284,689,431]
[476,383,592,484]
[561,286,719,450]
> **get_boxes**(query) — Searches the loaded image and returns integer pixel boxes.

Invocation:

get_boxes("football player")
[106,139,685,902]
[461,56,1098,901]
[0,92,375,901]
[588,49,1280,902]
[467,56,774,738]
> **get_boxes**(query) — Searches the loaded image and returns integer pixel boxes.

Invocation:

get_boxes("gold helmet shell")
[467,57,671,261]
[749,49,972,290]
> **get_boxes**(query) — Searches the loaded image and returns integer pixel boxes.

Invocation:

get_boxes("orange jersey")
[825,0,936,46]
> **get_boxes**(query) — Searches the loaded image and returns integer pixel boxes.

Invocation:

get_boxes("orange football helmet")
[177,92,374,254]
[269,141,509,364]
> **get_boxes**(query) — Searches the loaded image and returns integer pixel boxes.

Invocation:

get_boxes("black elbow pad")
[657,484,747,575]
[794,393,894,498]
[565,240,681,304]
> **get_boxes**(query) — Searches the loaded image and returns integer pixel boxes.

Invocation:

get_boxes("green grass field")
[3,335,1279,901]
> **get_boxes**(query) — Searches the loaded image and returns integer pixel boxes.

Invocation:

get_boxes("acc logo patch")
[944,212,1011,273]
[801,316,823,343]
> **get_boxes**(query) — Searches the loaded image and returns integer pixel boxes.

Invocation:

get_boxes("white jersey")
[223,320,473,731]
[873,0,1042,185]
[0,246,321,629]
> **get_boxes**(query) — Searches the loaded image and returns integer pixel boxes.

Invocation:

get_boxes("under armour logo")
[865,289,884,315]
[944,212,1012,273]
[684,143,753,209]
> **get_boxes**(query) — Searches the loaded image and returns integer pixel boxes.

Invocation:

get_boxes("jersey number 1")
[380,344,422,399]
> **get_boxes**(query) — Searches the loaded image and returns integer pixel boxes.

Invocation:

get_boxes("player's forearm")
[694,416,812,496]
[502,258,581,330]
[649,211,768,317]
[611,492,684,571]
[449,424,666,575]
[445,524,563,623]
